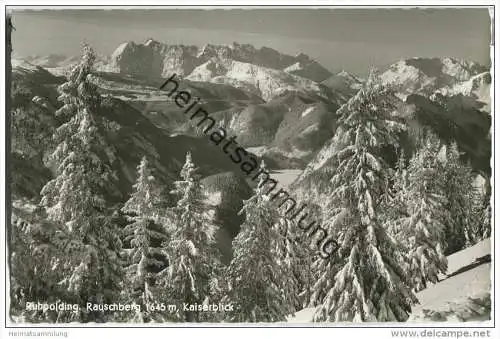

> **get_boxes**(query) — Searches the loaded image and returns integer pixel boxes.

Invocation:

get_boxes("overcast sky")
[10,8,492,74]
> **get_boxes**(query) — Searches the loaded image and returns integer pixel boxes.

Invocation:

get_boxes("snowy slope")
[287,307,317,323]
[409,264,491,322]
[287,238,492,323]
[23,54,80,68]
[11,58,39,71]
[184,59,227,82]
[269,169,303,191]
[408,239,491,323]
[445,238,491,277]
[18,53,113,77]
[284,62,302,73]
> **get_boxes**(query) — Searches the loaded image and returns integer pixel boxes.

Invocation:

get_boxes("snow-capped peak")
[112,42,131,59]
[337,70,351,77]
[380,57,488,99]
[12,58,38,71]
[434,71,491,113]
[144,38,160,47]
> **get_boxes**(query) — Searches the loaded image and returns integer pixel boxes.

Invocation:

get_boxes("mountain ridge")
[109,39,333,82]
[12,49,491,176]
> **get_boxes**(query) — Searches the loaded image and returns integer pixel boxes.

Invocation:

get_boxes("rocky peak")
[109,39,333,83]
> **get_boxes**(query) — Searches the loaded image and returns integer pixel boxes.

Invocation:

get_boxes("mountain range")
[11,39,492,261]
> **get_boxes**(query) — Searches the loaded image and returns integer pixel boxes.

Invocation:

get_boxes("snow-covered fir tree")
[160,152,222,322]
[11,103,54,163]
[442,143,480,251]
[313,69,417,322]
[121,156,170,322]
[476,174,492,241]
[275,215,302,311]
[39,44,123,322]
[225,162,295,322]
[308,205,343,309]
[293,201,323,308]
[479,202,492,240]
[464,183,490,245]
[383,150,411,245]
[10,205,70,322]
[402,137,449,292]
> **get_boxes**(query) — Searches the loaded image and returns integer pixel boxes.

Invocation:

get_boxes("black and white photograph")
[1,2,498,336]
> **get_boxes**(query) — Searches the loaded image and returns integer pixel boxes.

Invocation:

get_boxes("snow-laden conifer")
[313,69,416,322]
[161,152,222,322]
[442,143,480,252]
[121,156,170,322]
[402,137,449,291]
[39,44,122,321]
[225,162,295,322]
